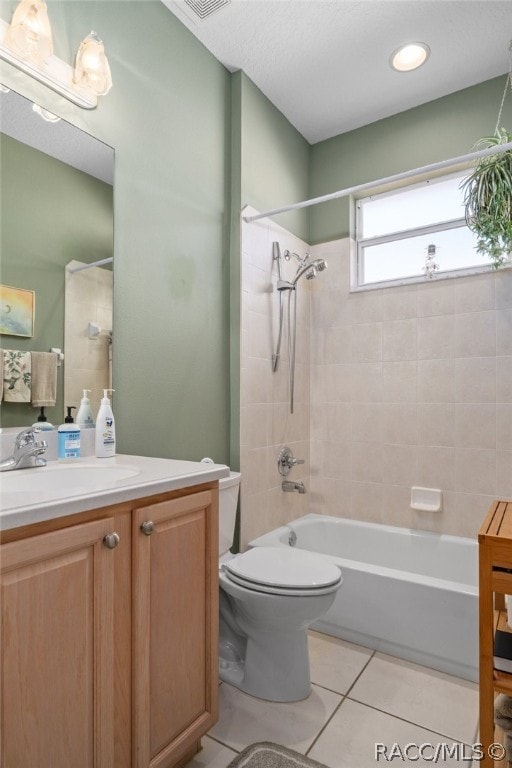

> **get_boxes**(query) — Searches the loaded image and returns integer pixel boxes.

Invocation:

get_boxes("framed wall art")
[0,284,35,337]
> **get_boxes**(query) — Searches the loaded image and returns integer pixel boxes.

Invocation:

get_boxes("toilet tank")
[219,471,241,556]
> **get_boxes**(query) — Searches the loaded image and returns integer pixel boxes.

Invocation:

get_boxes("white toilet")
[218,471,343,702]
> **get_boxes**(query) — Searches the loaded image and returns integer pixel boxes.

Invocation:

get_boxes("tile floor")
[189,631,479,768]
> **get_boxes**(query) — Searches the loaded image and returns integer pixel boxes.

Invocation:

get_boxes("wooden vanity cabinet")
[132,490,219,768]
[0,482,219,768]
[0,515,117,768]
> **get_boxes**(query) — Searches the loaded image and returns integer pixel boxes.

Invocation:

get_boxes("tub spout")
[282,480,306,494]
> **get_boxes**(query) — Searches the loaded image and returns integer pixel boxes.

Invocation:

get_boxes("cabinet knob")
[103,532,120,549]
[140,521,154,536]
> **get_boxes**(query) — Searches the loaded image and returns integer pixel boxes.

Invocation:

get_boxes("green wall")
[309,75,512,243]
[238,72,310,241]
[0,134,113,428]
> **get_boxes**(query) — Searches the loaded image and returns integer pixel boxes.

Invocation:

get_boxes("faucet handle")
[15,426,40,448]
[277,446,305,476]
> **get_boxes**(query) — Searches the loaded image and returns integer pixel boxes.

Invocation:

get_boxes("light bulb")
[5,0,53,63]
[73,32,112,96]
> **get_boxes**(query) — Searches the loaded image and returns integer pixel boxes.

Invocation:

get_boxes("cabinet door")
[1,517,117,768]
[133,490,218,768]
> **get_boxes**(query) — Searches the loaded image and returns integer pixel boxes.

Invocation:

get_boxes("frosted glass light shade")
[73,32,112,96]
[5,0,53,63]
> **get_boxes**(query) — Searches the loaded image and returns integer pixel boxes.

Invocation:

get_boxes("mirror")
[0,87,114,429]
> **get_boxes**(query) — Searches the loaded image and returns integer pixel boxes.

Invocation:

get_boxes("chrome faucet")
[282,480,306,494]
[0,427,48,471]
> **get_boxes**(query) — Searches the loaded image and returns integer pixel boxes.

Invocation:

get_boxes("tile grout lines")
[304,650,376,756]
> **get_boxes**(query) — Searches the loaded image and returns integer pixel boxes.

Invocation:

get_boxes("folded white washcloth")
[31,351,58,407]
[2,349,31,402]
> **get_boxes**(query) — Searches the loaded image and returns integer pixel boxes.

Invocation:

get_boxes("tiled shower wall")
[239,210,311,548]
[309,238,512,538]
[240,220,512,545]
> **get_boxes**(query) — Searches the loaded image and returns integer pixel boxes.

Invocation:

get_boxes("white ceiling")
[162,0,512,144]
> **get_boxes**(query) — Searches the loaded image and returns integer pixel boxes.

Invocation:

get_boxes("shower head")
[291,257,328,286]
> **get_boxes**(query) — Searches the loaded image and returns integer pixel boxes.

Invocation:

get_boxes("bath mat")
[226,742,328,768]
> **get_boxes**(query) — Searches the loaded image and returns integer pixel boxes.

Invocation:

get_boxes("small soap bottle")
[76,389,95,428]
[32,406,54,430]
[58,407,81,460]
[95,389,116,458]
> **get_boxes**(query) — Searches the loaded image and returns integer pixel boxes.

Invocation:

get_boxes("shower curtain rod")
[242,140,512,224]
[67,257,113,273]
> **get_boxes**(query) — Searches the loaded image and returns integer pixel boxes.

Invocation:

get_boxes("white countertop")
[0,454,229,531]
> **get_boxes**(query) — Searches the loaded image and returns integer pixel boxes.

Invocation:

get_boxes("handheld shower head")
[291,257,328,285]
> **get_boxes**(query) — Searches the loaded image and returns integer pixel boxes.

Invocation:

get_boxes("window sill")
[350,262,511,293]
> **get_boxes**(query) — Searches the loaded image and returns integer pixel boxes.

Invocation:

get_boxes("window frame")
[351,170,501,292]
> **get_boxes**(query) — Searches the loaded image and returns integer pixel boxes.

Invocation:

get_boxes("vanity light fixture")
[390,42,430,72]
[0,1,112,108]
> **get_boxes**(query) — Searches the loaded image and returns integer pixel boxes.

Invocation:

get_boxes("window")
[354,171,490,289]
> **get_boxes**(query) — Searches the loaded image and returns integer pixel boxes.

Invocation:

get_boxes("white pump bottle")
[95,388,116,457]
[76,389,95,428]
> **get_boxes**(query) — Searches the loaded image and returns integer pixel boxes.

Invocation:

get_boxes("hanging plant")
[460,53,512,270]
[461,129,512,269]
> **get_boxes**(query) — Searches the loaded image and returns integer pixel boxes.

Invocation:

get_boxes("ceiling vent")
[183,0,230,20]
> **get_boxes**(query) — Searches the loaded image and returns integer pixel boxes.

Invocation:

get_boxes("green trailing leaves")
[460,128,512,269]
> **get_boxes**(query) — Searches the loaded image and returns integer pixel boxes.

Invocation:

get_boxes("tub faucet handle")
[278,446,305,476]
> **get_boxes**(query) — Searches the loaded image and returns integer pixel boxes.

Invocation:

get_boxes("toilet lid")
[224,547,342,590]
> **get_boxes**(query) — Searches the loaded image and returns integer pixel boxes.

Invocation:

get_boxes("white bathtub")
[249,513,478,682]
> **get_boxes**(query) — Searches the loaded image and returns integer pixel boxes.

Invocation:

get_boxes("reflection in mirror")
[0,87,114,429]
[64,260,113,420]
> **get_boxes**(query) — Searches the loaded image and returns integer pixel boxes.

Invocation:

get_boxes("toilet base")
[219,657,244,688]
[219,628,311,702]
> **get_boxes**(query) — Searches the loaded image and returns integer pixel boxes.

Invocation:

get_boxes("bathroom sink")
[0,454,228,530]
[1,463,140,494]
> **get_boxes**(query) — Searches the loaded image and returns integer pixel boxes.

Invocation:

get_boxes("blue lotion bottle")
[58,406,81,460]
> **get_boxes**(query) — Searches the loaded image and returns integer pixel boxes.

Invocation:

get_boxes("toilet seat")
[222,547,342,597]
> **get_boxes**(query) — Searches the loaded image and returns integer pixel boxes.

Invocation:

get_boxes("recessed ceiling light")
[390,42,430,72]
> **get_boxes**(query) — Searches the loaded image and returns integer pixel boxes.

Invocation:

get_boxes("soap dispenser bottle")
[76,389,95,428]
[95,389,116,458]
[58,407,81,460]
[32,406,54,430]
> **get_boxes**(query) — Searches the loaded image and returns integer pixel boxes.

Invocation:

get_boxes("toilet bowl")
[218,471,343,702]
